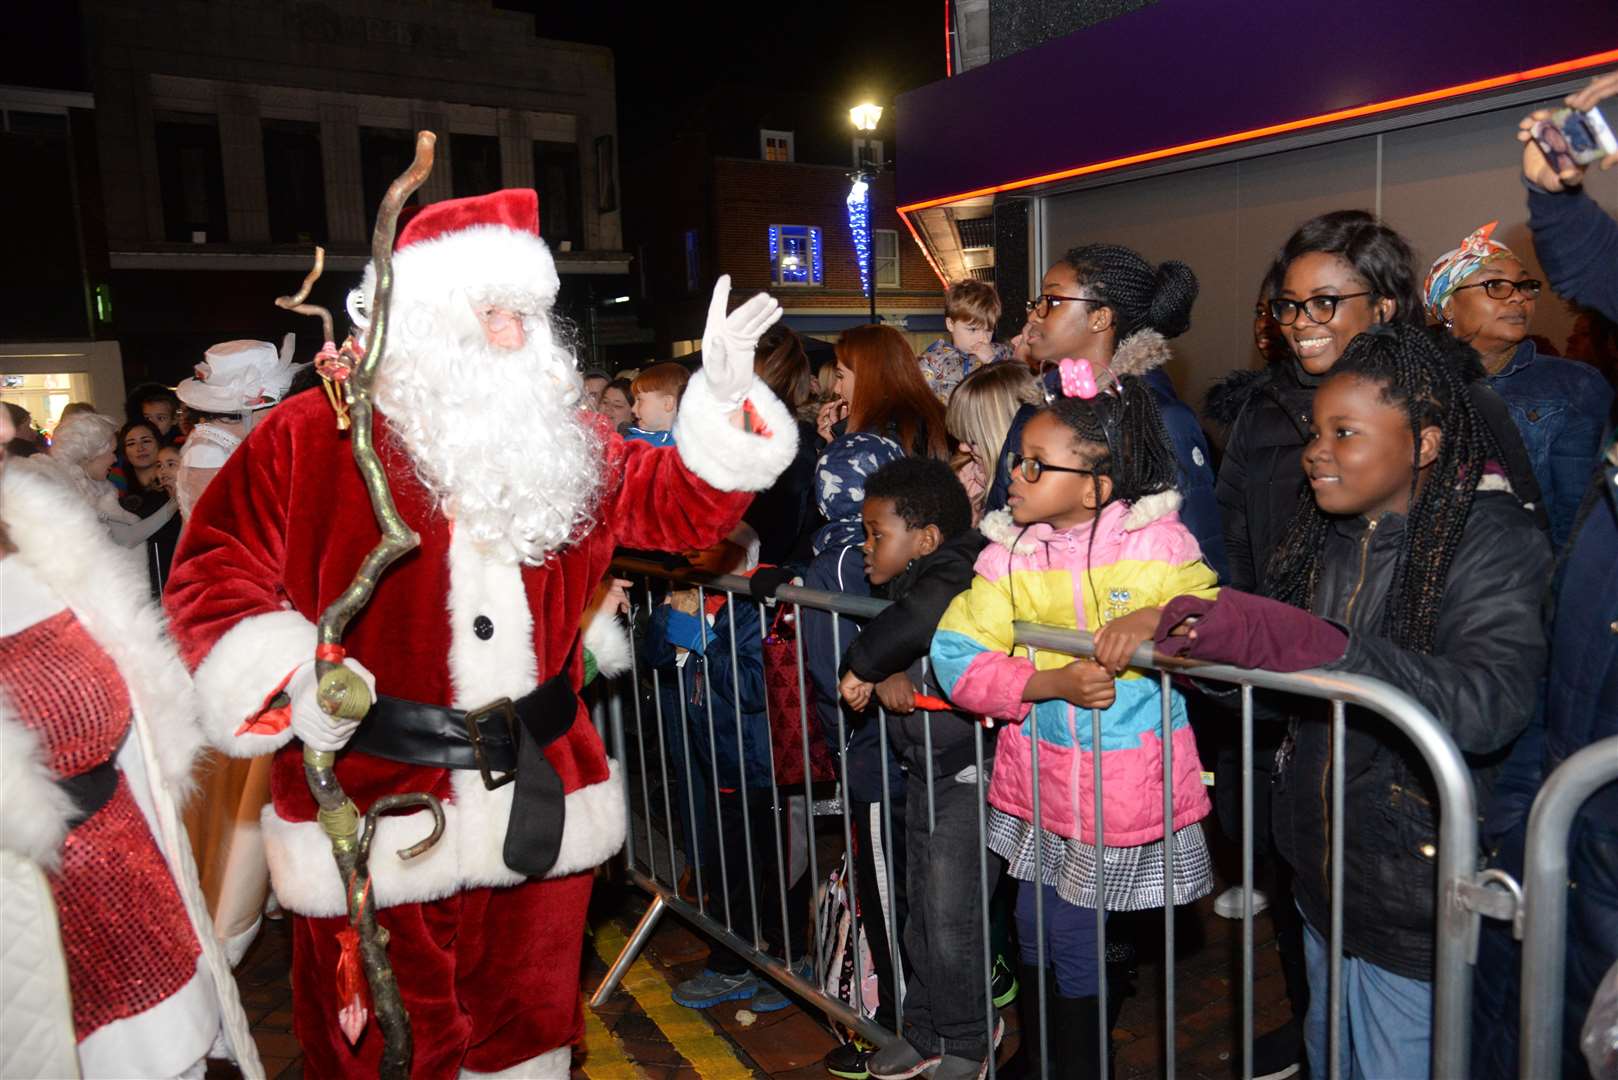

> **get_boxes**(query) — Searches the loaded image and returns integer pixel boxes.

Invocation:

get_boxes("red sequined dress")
[0,604,201,1042]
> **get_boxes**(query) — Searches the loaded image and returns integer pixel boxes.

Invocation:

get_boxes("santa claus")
[164,188,796,1077]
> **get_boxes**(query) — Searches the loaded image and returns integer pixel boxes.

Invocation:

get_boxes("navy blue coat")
[1473,453,1618,1078]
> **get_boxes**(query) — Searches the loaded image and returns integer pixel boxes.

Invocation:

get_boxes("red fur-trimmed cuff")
[672,370,798,493]
[192,609,318,757]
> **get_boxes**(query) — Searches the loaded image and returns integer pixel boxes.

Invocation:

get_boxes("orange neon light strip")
[898,47,1618,216]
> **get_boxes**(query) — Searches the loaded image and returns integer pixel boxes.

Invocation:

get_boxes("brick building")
[66,0,640,389]
[636,95,948,359]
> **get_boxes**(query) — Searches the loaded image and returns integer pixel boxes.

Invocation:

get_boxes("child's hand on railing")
[875,672,917,714]
[1051,658,1117,711]
[1093,607,1163,675]
[839,670,874,711]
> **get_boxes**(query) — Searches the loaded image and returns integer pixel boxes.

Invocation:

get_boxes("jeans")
[900,766,1003,1059]
[1301,912,1432,1080]
[853,798,908,1030]
[1015,881,1107,999]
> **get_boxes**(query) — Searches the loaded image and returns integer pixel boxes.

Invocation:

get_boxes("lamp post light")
[849,102,883,325]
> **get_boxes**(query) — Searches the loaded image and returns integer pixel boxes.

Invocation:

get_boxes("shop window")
[155,114,228,242]
[874,229,900,287]
[532,140,582,248]
[451,133,502,198]
[761,129,794,162]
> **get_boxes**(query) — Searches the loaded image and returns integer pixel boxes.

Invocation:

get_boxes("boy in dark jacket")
[837,458,1000,1080]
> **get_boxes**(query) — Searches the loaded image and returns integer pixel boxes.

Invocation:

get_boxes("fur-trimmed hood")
[0,463,205,813]
[1109,329,1175,378]
[977,490,1184,555]
[1203,366,1280,427]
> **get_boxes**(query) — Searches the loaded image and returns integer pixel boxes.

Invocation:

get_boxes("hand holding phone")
[1519,70,1618,190]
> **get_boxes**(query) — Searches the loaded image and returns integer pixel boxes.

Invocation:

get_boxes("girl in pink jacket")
[931,366,1219,1074]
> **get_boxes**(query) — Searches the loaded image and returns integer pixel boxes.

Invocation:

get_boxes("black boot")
[1007,964,1048,1078]
[1052,993,1113,1080]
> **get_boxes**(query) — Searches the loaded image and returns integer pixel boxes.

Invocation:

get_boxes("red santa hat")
[354,188,560,333]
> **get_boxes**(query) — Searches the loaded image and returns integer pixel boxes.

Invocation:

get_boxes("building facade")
[78,0,637,384]
[636,94,948,360]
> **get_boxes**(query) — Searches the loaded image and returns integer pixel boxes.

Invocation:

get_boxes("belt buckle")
[463,697,517,790]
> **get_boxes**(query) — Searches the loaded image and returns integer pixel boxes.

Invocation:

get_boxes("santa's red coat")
[165,374,795,1076]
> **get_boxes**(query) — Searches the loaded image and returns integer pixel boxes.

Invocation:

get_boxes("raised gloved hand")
[701,274,782,409]
[287,657,376,752]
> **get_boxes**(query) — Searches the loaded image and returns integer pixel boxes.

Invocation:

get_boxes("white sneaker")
[1213,885,1269,919]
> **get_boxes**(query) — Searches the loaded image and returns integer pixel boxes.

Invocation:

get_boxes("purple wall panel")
[896,0,1618,207]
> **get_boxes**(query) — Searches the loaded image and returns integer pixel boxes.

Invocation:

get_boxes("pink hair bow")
[1058,357,1099,399]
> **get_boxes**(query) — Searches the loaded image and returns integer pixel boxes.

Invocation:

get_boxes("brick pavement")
[209,864,1292,1078]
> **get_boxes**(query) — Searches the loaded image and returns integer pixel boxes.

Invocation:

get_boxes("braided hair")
[1264,324,1493,653]
[1058,243,1199,340]
[1041,375,1179,506]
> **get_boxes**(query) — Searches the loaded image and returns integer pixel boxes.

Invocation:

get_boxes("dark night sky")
[4,2,943,125]
[507,1,944,129]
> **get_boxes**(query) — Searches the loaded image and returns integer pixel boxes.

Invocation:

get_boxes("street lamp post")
[850,102,882,325]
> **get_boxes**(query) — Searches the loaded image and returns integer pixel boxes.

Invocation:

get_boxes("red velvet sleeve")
[164,407,319,754]
[602,432,754,553]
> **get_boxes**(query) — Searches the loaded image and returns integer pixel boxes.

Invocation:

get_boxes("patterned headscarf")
[1424,221,1515,317]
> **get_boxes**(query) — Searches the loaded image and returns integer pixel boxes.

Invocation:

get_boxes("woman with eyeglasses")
[1425,222,1613,547]
[985,244,1226,580]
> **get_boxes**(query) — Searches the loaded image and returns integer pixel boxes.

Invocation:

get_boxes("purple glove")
[1154,590,1347,672]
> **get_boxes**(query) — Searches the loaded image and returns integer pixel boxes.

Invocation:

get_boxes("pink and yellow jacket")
[930,493,1218,846]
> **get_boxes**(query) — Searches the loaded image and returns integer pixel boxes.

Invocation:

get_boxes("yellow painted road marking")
[591,921,754,1079]
[580,999,641,1079]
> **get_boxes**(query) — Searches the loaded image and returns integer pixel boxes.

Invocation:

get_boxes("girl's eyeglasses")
[1025,294,1106,319]
[1268,292,1374,326]
[1451,278,1542,301]
[1009,452,1098,484]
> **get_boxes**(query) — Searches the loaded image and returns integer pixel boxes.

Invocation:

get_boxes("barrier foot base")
[590,892,667,1008]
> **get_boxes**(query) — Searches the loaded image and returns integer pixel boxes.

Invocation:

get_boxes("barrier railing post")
[1161,671,1176,1080]
[1519,734,1618,1079]
[1239,684,1255,1080]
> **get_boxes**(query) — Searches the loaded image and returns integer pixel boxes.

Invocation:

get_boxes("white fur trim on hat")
[671,370,799,493]
[364,225,561,353]
[262,759,626,916]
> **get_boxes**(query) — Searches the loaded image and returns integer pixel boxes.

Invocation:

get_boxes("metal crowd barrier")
[1516,734,1618,1078]
[586,558,1504,1079]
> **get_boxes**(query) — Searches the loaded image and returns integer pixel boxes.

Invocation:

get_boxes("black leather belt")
[60,756,120,829]
[350,676,577,790]
[344,645,581,878]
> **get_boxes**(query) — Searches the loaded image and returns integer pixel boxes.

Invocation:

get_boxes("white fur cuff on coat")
[672,370,798,493]
[263,760,625,916]
[192,609,318,757]
[583,611,632,680]
[0,711,77,869]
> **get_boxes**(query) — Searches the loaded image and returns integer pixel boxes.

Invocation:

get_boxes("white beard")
[374,309,603,566]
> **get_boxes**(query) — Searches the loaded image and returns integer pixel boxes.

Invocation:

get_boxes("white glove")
[287,657,376,752]
[700,274,782,408]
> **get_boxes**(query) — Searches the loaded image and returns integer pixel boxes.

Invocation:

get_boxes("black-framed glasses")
[1026,293,1106,319]
[1268,291,1375,326]
[1452,277,1542,301]
[1009,452,1098,484]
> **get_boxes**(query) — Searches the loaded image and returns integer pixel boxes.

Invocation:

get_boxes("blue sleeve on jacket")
[1526,180,1618,324]
[1148,370,1230,582]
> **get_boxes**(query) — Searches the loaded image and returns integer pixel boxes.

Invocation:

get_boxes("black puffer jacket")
[1272,491,1552,980]
[843,529,989,779]
[1210,367,1315,596]
[1212,364,1549,599]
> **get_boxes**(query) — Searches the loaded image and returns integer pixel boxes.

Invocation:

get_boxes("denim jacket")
[1487,341,1612,548]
